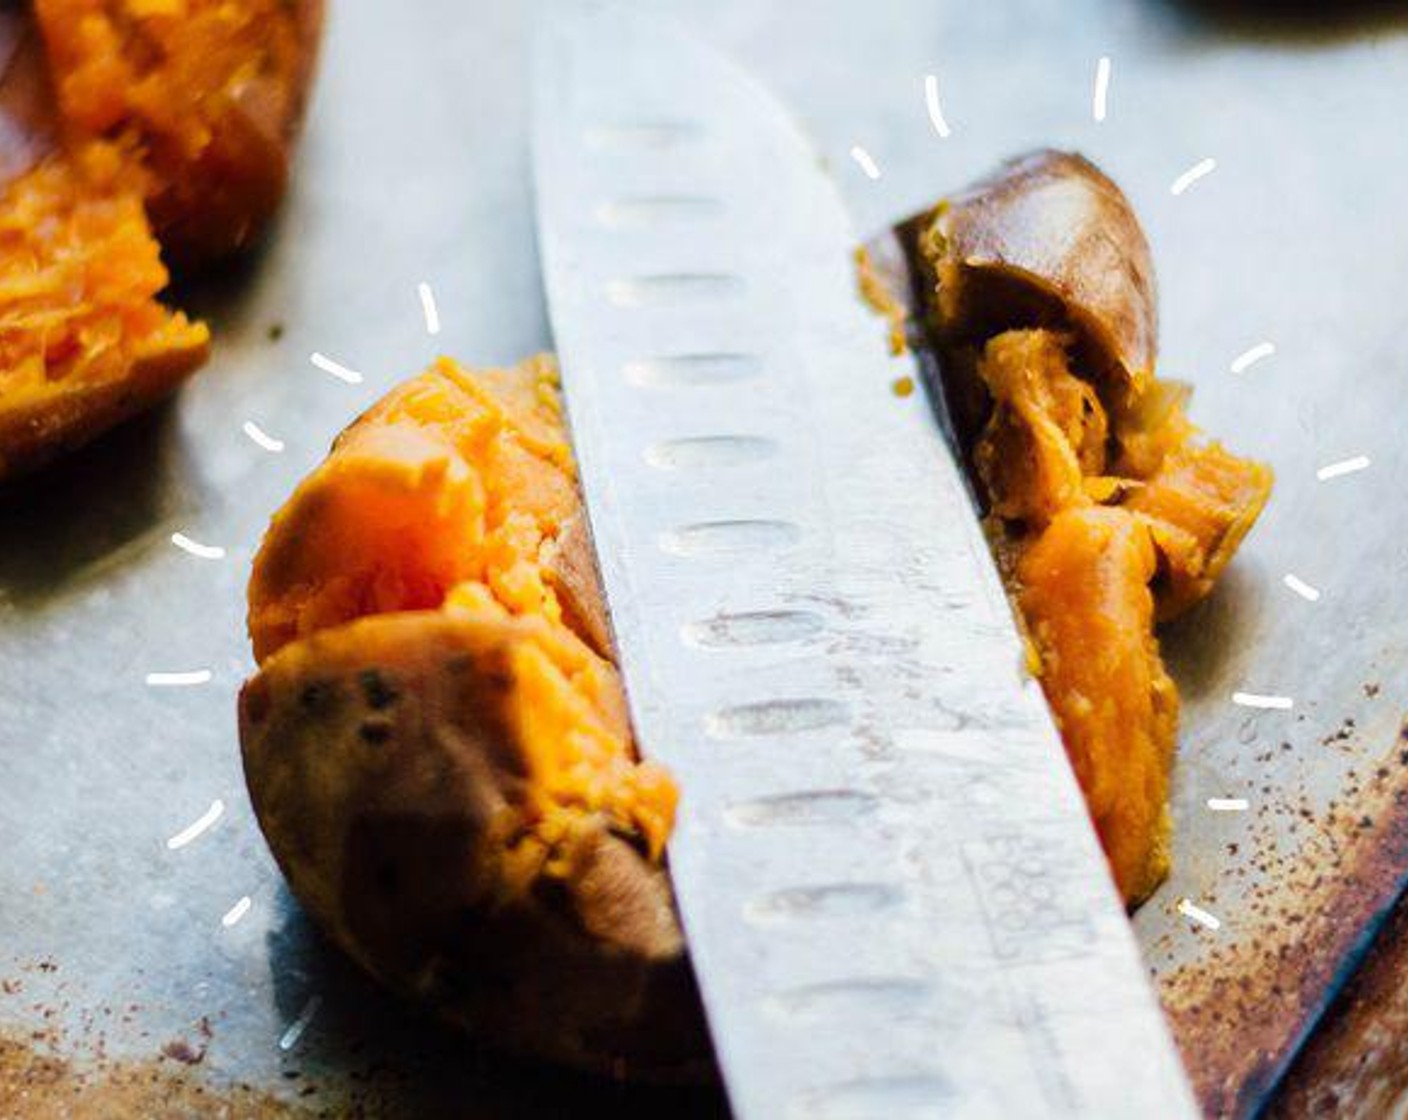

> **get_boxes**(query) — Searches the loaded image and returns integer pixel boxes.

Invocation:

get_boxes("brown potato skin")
[920,149,1158,393]
[240,611,710,1080]
[0,330,209,479]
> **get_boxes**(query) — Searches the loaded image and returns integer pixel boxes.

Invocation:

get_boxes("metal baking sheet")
[2,1,1406,1116]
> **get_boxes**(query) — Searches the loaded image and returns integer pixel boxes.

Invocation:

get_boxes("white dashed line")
[170,532,225,560]
[310,351,364,385]
[1317,455,1370,482]
[242,421,285,453]
[1092,56,1111,122]
[418,281,441,336]
[222,896,253,928]
[278,996,323,1051]
[1178,899,1222,931]
[850,145,881,180]
[1283,574,1321,602]
[923,74,952,138]
[1207,798,1250,812]
[1233,691,1294,711]
[1170,157,1217,196]
[166,800,225,850]
[1230,342,1275,374]
[146,669,213,687]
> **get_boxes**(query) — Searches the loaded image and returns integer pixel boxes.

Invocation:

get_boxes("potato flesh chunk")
[248,356,677,860]
[973,329,1268,903]
[0,141,209,477]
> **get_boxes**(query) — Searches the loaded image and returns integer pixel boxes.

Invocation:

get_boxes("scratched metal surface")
[0,0,1405,1116]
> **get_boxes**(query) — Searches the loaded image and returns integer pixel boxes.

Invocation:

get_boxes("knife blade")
[531,6,1196,1117]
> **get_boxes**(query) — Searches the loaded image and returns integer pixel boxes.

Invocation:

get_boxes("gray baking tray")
[2,1,1406,1116]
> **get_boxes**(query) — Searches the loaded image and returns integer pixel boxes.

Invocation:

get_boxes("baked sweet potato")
[0,6,208,480]
[0,0,323,478]
[33,0,325,267]
[913,150,1272,903]
[241,356,711,1079]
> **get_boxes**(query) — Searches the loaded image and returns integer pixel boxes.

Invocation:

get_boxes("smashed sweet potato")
[34,0,325,266]
[241,356,709,1078]
[0,0,322,479]
[915,150,1272,903]
[0,7,208,478]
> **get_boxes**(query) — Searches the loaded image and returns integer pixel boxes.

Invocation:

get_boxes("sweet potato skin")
[240,611,710,1080]
[923,149,1158,391]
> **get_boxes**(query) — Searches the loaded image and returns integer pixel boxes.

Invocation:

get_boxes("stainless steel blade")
[532,7,1197,1117]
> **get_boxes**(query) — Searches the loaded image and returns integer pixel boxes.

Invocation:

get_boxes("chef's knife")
[532,6,1196,1117]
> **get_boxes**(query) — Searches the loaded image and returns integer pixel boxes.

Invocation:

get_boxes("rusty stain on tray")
[1159,719,1408,1116]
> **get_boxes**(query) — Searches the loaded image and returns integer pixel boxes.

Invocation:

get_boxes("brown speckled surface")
[2,1,1407,1116]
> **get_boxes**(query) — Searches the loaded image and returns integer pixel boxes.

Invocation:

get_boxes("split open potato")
[0,0,323,480]
[239,151,1269,1078]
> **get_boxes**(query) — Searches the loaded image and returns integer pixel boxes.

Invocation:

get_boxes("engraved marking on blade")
[645,435,778,470]
[624,352,763,388]
[683,609,825,648]
[596,196,724,227]
[707,698,850,738]
[726,789,879,828]
[763,978,933,1022]
[790,1075,954,1119]
[584,120,705,149]
[746,883,902,923]
[659,519,800,557]
[961,834,1097,964]
[606,273,743,308]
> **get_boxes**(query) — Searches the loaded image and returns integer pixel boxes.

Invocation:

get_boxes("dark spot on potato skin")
[359,720,392,746]
[298,679,336,714]
[358,669,398,710]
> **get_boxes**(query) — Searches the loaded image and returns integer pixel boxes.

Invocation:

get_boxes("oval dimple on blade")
[683,609,825,648]
[596,195,724,226]
[644,435,778,470]
[623,352,764,387]
[658,518,800,557]
[583,119,706,149]
[726,789,879,828]
[606,272,743,308]
[706,697,850,738]
[745,882,904,923]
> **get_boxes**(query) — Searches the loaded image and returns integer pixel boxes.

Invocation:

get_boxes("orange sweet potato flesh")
[918,151,1272,904]
[248,354,677,857]
[0,6,208,480]
[33,0,325,266]
[242,357,703,1076]
[2,0,323,477]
